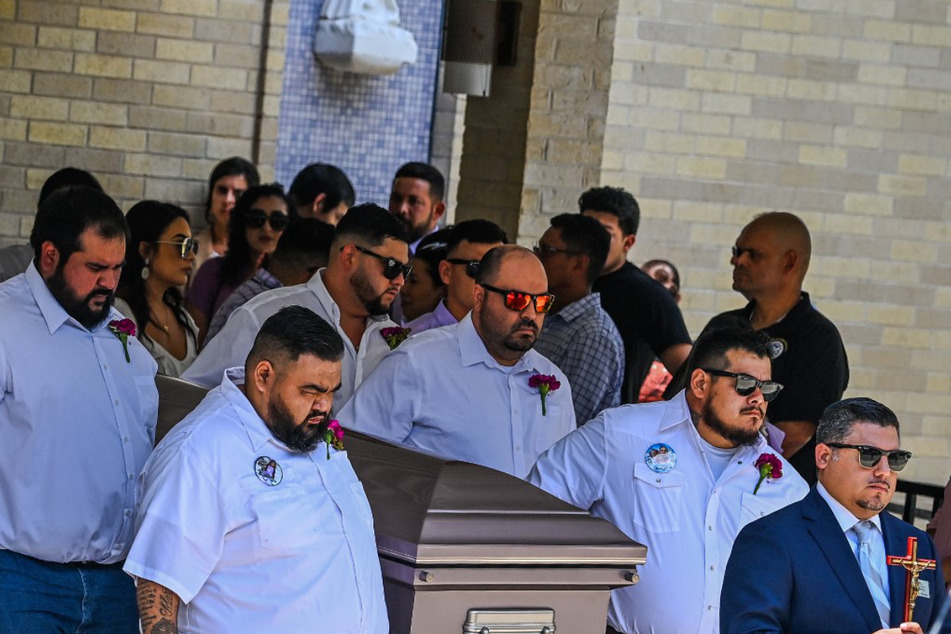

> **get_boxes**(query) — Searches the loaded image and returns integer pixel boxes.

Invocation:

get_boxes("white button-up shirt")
[0,265,158,564]
[183,269,394,407]
[125,369,387,634]
[528,392,808,634]
[340,314,576,478]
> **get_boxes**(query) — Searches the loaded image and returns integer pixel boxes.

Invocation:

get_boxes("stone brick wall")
[601,0,951,484]
[0,0,287,243]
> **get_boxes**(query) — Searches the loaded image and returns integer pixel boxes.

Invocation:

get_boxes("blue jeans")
[0,550,138,633]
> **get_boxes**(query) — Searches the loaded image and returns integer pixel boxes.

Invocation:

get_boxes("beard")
[266,393,329,453]
[503,316,539,352]
[46,266,115,329]
[351,266,396,316]
[701,399,763,448]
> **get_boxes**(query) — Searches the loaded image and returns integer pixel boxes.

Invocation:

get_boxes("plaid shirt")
[534,293,624,425]
[205,268,282,344]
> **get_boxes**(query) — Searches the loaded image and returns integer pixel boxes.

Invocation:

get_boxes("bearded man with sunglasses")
[184,204,408,408]
[722,398,949,634]
[528,325,808,634]
[341,245,575,478]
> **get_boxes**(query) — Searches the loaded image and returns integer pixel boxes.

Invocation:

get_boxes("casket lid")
[348,432,647,567]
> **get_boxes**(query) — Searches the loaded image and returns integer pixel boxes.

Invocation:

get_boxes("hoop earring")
[141,258,150,280]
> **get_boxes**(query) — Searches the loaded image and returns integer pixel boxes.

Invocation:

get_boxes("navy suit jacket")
[721,487,950,634]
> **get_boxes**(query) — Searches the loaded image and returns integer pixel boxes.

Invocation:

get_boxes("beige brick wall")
[0,0,287,242]
[601,0,951,484]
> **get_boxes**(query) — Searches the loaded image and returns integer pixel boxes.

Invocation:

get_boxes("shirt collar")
[432,300,458,327]
[817,481,883,533]
[254,268,282,289]
[25,262,117,334]
[220,367,286,452]
[549,292,600,324]
[457,313,538,374]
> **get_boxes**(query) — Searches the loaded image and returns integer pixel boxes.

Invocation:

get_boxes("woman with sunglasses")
[115,201,200,377]
[192,157,260,279]
[187,183,293,347]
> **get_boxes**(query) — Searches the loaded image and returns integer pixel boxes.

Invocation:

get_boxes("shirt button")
[708,605,713,611]
[708,525,713,531]
[515,446,521,451]
[114,399,119,405]
[123,436,129,443]
[710,565,715,571]
[124,509,132,517]
[128,474,134,481]
[102,365,107,370]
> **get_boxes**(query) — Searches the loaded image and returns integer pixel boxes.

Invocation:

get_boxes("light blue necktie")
[853,520,891,629]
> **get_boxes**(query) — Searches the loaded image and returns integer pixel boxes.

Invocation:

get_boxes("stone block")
[123,152,182,177]
[898,154,946,176]
[88,125,147,151]
[97,32,155,57]
[132,59,190,84]
[159,0,217,17]
[878,174,928,196]
[843,193,892,215]
[863,20,911,43]
[33,72,93,99]
[28,121,86,146]
[14,48,72,72]
[70,102,128,126]
[93,78,152,104]
[741,30,791,53]
[62,146,124,172]
[18,1,78,26]
[833,127,883,149]
[153,84,210,110]
[74,53,133,78]
[10,95,70,121]
[790,35,841,58]
[136,12,194,38]
[78,7,135,32]
[891,44,941,68]
[155,37,213,63]
[841,39,892,62]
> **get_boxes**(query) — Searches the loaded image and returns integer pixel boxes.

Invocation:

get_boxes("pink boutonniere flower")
[528,374,561,416]
[381,326,411,350]
[753,452,783,494]
[320,419,345,460]
[108,318,136,363]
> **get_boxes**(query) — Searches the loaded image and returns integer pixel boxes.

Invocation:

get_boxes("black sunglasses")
[246,210,290,231]
[825,443,912,472]
[354,245,412,280]
[480,283,555,313]
[703,368,783,402]
[533,243,577,258]
[154,238,199,259]
[446,258,480,279]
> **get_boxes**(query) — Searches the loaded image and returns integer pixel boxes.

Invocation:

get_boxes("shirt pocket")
[738,491,777,529]
[249,486,320,552]
[632,463,685,533]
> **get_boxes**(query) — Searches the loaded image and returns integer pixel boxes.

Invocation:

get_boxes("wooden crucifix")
[886,536,937,623]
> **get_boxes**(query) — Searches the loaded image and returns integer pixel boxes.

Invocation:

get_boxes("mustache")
[510,318,539,335]
[86,287,114,301]
[868,479,891,490]
[740,405,764,418]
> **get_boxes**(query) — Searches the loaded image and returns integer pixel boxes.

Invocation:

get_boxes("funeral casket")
[156,376,647,633]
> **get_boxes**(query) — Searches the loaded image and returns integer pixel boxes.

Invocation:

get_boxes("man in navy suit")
[721,397,950,634]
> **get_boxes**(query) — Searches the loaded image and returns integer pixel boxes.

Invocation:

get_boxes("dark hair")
[687,325,771,376]
[117,201,194,348]
[393,162,445,202]
[446,219,508,256]
[38,168,102,210]
[247,305,344,371]
[816,397,901,445]
[30,187,129,264]
[220,183,293,287]
[550,213,611,286]
[413,228,451,288]
[643,258,681,297]
[271,218,335,271]
[578,186,640,236]
[205,157,260,222]
[288,163,355,215]
[333,203,408,249]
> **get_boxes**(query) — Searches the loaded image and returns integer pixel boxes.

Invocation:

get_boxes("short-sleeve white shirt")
[528,391,809,634]
[339,314,576,478]
[183,270,394,407]
[124,368,388,634]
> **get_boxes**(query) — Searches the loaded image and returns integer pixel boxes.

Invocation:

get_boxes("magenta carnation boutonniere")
[381,326,411,350]
[108,318,136,363]
[753,452,783,494]
[320,419,345,460]
[528,374,561,416]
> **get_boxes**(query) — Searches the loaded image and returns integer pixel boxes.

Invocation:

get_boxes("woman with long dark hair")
[187,183,293,346]
[115,201,200,377]
[192,157,260,276]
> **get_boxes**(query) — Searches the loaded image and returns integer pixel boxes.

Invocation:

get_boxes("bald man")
[340,246,575,478]
[696,212,849,484]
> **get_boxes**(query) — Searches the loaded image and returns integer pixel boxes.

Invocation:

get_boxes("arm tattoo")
[136,578,180,634]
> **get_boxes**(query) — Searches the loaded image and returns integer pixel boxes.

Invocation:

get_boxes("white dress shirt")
[183,269,395,407]
[0,265,158,564]
[340,314,576,478]
[528,392,809,634]
[125,369,388,634]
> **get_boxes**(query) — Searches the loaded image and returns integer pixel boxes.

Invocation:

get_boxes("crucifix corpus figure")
[887,535,938,623]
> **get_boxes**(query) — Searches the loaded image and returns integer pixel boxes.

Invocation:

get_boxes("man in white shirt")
[126,306,387,634]
[341,245,575,478]
[528,325,808,634]
[184,204,409,407]
[722,397,949,634]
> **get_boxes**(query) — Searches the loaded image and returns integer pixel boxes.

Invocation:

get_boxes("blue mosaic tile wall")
[276,0,444,207]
